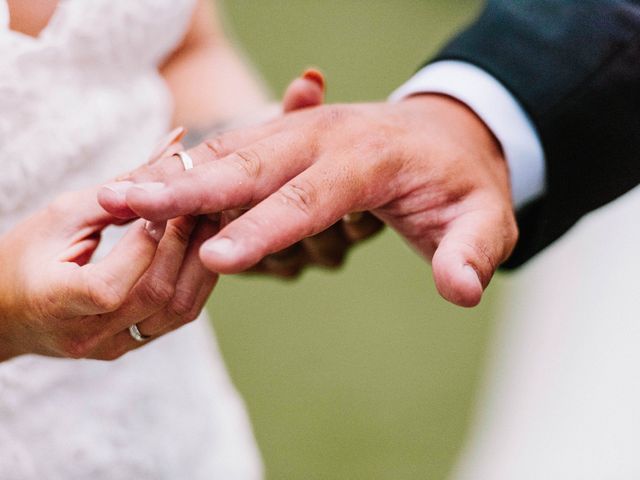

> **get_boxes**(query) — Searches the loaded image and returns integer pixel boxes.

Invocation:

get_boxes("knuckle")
[232,148,263,179]
[277,181,316,218]
[86,270,127,312]
[357,130,391,158]
[141,278,175,307]
[203,136,228,159]
[167,291,198,320]
[59,335,96,359]
[165,216,195,245]
[319,105,349,127]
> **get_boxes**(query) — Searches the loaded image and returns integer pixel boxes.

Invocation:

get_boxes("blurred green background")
[211,1,498,478]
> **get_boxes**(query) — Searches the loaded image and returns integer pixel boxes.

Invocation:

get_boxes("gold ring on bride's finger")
[129,324,150,343]
[175,151,194,171]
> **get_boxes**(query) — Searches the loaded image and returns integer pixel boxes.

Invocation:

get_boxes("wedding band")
[129,324,150,343]
[175,151,194,171]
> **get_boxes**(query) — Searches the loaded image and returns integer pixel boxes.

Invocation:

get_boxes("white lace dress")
[0,1,262,478]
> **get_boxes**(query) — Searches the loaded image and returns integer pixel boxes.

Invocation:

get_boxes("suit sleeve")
[432,0,640,268]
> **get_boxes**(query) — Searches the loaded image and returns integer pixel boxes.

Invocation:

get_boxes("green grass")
[210,1,497,478]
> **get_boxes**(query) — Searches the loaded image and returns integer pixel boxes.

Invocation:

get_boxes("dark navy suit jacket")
[433,0,640,268]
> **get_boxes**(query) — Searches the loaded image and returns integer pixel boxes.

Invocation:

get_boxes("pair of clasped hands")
[0,71,517,361]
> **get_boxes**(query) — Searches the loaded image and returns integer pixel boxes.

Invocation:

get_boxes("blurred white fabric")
[0,1,262,478]
[451,187,640,479]
[0,2,7,28]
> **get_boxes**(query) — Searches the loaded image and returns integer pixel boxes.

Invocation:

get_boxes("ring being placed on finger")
[129,324,150,343]
[175,151,194,171]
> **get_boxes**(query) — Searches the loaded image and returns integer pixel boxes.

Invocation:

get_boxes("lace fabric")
[0,0,193,230]
[0,1,262,478]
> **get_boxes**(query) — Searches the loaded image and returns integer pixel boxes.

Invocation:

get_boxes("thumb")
[431,208,517,308]
[282,69,325,112]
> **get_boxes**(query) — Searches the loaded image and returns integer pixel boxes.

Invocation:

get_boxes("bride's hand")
[0,187,217,361]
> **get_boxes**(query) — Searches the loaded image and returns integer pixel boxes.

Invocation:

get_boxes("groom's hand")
[99,93,517,307]
[103,71,383,277]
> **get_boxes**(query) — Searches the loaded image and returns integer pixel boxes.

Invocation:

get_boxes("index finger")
[98,121,286,218]
[122,130,314,221]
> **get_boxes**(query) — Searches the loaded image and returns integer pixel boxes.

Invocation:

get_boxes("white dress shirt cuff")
[390,60,546,210]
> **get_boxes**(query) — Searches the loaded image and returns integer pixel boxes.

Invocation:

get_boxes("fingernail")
[103,181,134,200]
[145,221,166,242]
[302,68,325,91]
[149,126,186,162]
[132,182,166,193]
[202,237,239,258]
